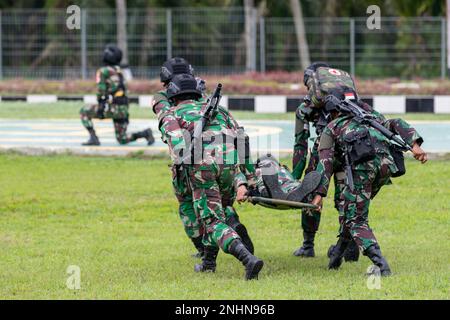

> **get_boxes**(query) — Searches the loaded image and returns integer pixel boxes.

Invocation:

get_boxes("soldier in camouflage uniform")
[311,86,427,276]
[158,73,263,280]
[292,62,359,260]
[152,58,254,259]
[80,44,154,146]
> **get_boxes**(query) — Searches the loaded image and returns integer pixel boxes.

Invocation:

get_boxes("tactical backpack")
[307,67,357,107]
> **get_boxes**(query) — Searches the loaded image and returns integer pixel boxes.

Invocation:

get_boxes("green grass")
[0,101,449,121]
[0,154,448,299]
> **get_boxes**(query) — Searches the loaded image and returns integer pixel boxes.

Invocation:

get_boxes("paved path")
[0,119,449,156]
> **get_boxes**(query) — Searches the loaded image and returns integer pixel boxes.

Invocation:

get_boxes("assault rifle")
[183,83,222,164]
[325,95,412,190]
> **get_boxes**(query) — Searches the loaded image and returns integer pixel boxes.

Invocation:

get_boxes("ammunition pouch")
[344,128,376,165]
[389,144,406,178]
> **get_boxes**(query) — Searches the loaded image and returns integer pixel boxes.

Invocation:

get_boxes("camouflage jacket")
[158,99,256,188]
[96,65,127,103]
[315,103,423,196]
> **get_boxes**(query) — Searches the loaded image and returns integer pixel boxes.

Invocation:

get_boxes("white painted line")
[27,95,57,103]
[373,96,405,114]
[83,95,97,104]
[220,95,229,110]
[255,95,286,113]
[434,96,450,114]
[139,95,153,108]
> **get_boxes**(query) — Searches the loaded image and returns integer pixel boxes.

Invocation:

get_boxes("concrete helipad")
[0,119,449,157]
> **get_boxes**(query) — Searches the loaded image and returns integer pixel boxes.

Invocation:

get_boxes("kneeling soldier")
[80,44,154,146]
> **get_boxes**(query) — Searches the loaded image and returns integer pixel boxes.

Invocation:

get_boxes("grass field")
[1,101,450,121]
[0,153,448,299]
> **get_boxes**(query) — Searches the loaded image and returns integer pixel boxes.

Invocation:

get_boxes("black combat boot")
[194,246,219,273]
[286,171,322,202]
[327,237,350,270]
[344,239,360,262]
[190,236,204,259]
[226,215,254,254]
[228,239,264,280]
[82,128,100,146]
[364,244,392,276]
[131,128,155,145]
[293,231,315,257]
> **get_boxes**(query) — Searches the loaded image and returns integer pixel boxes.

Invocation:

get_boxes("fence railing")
[0,8,447,79]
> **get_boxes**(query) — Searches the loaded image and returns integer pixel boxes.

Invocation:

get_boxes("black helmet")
[103,44,122,65]
[303,61,330,86]
[160,57,194,83]
[167,74,202,100]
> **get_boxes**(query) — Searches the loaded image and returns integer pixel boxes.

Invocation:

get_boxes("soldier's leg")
[112,104,155,145]
[219,166,254,254]
[171,166,204,258]
[293,203,320,257]
[333,172,360,262]
[330,169,390,275]
[80,104,100,145]
[189,164,263,280]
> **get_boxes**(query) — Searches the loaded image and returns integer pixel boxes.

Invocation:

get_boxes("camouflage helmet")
[160,57,194,84]
[103,44,122,66]
[306,66,357,108]
[167,73,202,100]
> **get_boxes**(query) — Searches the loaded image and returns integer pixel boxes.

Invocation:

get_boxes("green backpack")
[307,67,357,107]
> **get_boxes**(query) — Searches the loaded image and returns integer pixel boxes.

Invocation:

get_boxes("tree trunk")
[289,0,310,70]
[244,0,256,71]
[321,0,337,62]
[139,9,157,67]
[116,0,129,65]
[447,0,450,74]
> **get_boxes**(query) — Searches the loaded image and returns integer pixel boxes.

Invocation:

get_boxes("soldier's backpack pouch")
[344,128,376,165]
[389,144,406,178]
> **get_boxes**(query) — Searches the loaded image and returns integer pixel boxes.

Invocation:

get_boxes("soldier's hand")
[236,185,248,204]
[412,142,428,164]
[311,194,323,212]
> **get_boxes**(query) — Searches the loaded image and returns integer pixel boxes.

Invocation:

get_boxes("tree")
[289,0,310,70]
[116,0,129,65]
[447,0,450,75]
[244,0,257,71]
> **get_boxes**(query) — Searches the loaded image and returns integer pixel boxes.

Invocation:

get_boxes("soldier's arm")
[383,117,424,147]
[314,127,336,197]
[292,103,310,180]
[158,109,187,161]
[234,166,256,190]
[152,91,172,116]
[96,67,109,103]
[369,108,423,147]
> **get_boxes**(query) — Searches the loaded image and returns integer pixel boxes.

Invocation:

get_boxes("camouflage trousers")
[171,164,241,252]
[80,103,132,144]
[184,163,241,253]
[338,159,392,251]
[301,172,345,233]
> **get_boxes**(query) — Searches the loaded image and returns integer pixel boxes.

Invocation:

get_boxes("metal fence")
[0,8,447,79]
